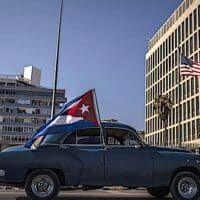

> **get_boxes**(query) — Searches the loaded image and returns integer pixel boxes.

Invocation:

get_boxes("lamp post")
[153,95,173,146]
[51,0,64,119]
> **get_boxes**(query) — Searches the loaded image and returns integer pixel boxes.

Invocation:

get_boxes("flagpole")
[178,46,182,148]
[51,0,63,119]
[92,89,105,145]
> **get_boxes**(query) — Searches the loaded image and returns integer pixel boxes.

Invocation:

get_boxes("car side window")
[77,128,101,145]
[128,132,141,146]
[62,133,76,144]
[62,128,101,145]
[106,128,140,146]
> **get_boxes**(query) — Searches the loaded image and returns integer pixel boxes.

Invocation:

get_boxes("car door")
[104,128,153,187]
[59,128,105,186]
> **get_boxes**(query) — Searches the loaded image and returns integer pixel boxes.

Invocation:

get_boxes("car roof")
[101,122,136,132]
[41,121,138,145]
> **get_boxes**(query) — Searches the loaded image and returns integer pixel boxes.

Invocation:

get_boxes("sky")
[0,0,183,130]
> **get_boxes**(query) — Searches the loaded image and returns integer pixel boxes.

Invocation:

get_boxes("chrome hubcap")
[178,177,197,198]
[31,175,54,197]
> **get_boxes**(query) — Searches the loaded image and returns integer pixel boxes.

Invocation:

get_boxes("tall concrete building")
[0,67,66,148]
[145,0,200,152]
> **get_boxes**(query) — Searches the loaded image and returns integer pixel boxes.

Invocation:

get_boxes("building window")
[192,120,195,140]
[196,96,199,116]
[190,36,193,54]
[189,13,192,34]
[175,29,177,47]
[186,40,189,57]
[175,50,178,66]
[199,30,200,49]
[166,39,168,58]
[181,21,185,42]
[184,123,187,141]
[195,77,199,93]
[166,75,168,91]
[7,82,15,86]
[187,80,190,98]
[193,9,197,31]
[183,82,186,99]
[169,35,172,53]
[191,77,194,96]
[194,33,197,51]
[188,122,191,141]
[169,56,171,71]
[172,32,174,51]
[178,25,181,44]
[183,102,186,120]
[197,119,200,139]
[176,106,178,123]
[187,101,190,119]
[17,99,30,105]
[191,98,195,117]
[176,126,181,143]
[182,43,186,56]
[185,17,189,38]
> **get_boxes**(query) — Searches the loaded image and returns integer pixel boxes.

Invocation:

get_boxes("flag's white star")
[79,104,90,114]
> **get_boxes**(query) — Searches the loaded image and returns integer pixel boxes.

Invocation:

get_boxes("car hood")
[1,145,29,152]
[148,146,191,153]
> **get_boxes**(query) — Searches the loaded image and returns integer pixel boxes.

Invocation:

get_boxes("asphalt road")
[0,189,173,200]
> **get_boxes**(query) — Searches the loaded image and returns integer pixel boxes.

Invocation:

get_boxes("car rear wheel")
[147,186,169,198]
[170,171,200,200]
[25,169,60,200]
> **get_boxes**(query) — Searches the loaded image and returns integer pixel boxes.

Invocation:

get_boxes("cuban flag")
[25,89,101,148]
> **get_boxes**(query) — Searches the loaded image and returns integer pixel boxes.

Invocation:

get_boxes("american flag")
[180,55,200,76]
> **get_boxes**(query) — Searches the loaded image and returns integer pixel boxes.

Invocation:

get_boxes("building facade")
[0,67,66,148]
[145,0,200,152]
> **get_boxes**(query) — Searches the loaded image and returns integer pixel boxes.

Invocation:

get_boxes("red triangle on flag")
[66,90,99,124]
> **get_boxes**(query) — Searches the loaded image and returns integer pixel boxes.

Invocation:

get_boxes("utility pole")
[51,0,64,119]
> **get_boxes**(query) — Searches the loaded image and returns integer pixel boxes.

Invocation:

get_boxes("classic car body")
[0,122,199,200]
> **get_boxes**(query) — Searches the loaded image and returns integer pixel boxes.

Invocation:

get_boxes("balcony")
[0,131,33,136]
[0,121,43,127]
[0,102,62,110]
[0,93,65,101]
[0,111,50,118]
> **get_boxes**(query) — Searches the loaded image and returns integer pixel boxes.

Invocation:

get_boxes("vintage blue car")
[0,122,199,200]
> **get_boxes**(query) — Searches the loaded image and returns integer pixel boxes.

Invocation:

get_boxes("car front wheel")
[25,169,60,200]
[170,171,200,200]
[147,186,169,198]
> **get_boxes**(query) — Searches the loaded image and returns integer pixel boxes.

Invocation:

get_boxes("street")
[0,189,173,200]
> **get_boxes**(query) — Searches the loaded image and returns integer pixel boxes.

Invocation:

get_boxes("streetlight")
[51,0,63,119]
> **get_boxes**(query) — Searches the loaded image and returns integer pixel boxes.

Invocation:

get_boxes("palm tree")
[153,95,173,146]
